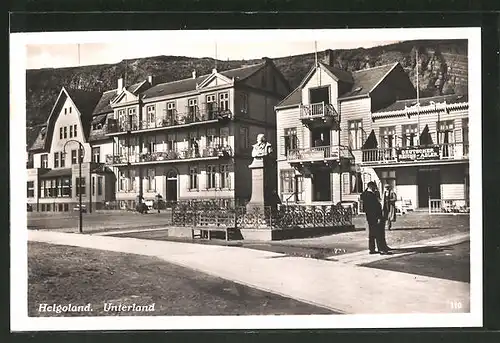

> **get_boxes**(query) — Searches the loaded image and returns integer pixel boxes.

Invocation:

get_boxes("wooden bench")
[191,227,234,241]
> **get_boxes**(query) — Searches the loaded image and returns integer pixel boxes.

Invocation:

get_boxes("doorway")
[166,170,178,202]
[312,170,331,202]
[417,169,441,208]
[311,127,331,147]
[309,86,330,104]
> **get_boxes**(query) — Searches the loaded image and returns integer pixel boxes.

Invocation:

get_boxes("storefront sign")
[397,146,440,161]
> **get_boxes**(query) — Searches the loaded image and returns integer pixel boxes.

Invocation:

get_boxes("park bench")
[191,226,235,241]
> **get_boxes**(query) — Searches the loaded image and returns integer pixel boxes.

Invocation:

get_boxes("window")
[189,165,198,190]
[63,126,67,139]
[60,152,65,167]
[207,165,217,189]
[240,127,249,150]
[27,181,34,198]
[380,126,396,148]
[342,172,363,194]
[69,125,73,138]
[62,177,71,197]
[92,177,96,196]
[220,164,231,189]
[206,94,217,118]
[188,98,198,121]
[41,154,48,168]
[146,168,156,192]
[128,108,137,130]
[379,170,396,190]
[402,124,418,147]
[76,177,86,196]
[146,105,155,127]
[206,128,219,148]
[71,150,77,164]
[462,118,469,143]
[50,179,57,198]
[56,178,62,197]
[69,107,72,113]
[166,102,176,123]
[92,147,101,163]
[280,170,304,202]
[240,93,248,114]
[64,108,67,115]
[220,127,229,147]
[54,152,59,168]
[348,120,363,150]
[284,128,298,156]
[188,130,199,150]
[97,177,103,196]
[166,133,176,151]
[438,120,455,144]
[219,92,229,111]
[60,127,63,139]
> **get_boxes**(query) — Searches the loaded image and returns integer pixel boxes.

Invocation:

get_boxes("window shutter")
[280,135,285,156]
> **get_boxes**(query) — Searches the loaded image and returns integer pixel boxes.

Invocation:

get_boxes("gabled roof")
[93,89,118,115]
[375,94,469,113]
[142,62,266,100]
[28,87,102,152]
[320,63,354,84]
[339,63,398,99]
[276,62,400,108]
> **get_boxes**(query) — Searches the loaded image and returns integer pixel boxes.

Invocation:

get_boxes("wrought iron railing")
[105,145,233,165]
[429,198,470,214]
[106,108,233,134]
[361,143,469,163]
[300,102,339,119]
[287,145,353,161]
[171,202,353,230]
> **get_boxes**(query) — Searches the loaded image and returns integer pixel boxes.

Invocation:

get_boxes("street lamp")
[63,139,85,233]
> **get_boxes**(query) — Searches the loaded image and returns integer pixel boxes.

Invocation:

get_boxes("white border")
[10,28,482,331]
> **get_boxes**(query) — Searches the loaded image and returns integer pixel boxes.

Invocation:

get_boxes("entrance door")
[166,170,177,202]
[417,169,441,208]
[309,86,330,104]
[312,170,331,202]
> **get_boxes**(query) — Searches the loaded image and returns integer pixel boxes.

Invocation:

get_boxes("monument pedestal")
[240,157,278,241]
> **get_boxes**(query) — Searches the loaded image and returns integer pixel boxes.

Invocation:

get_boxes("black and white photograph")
[10,28,482,331]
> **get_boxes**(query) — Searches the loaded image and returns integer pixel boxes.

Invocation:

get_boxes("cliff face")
[25,39,468,147]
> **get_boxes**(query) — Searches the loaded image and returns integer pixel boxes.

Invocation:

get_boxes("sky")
[26,38,401,70]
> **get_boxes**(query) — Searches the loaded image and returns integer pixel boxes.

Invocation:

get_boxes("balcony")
[105,145,233,166]
[287,145,353,162]
[299,102,340,130]
[106,107,233,135]
[361,143,469,165]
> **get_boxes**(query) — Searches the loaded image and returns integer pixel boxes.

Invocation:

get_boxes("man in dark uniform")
[361,181,392,255]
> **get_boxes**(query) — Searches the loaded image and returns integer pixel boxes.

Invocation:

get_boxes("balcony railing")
[361,143,469,163]
[286,145,353,162]
[106,107,233,134]
[105,145,233,165]
[300,102,339,120]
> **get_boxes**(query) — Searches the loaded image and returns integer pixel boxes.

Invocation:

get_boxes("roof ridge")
[352,62,398,73]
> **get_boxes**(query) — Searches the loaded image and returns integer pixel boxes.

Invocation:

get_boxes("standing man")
[361,181,391,255]
[382,184,397,231]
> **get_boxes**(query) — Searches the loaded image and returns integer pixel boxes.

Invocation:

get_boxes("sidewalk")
[28,230,470,314]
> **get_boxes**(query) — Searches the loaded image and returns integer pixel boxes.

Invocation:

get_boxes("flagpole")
[416,48,420,145]
[314,41,320,86]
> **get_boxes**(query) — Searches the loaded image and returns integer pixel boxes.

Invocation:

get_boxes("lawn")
[28,242,333,316]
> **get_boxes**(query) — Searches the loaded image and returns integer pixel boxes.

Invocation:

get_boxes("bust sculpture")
[251,133,273,158]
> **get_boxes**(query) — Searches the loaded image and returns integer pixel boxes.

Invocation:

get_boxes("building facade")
[275,50,469,210]
[27,87,116,212]
[100,59,290,209]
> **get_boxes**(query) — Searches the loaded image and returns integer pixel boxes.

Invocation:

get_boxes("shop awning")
[39,168,72,178]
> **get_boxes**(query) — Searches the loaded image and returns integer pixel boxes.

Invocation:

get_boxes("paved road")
[363,242,470,283]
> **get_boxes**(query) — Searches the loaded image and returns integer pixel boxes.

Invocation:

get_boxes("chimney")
[212,68,217,74]
[322,49,334,66]
[117,78,124,94]
[261,56,271,63]
[147,75,155,85]
[192,70,197,79]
